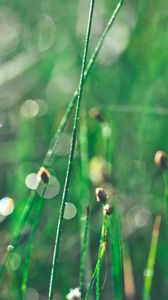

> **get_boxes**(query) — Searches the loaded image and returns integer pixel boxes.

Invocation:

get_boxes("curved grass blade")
[47,1,95,299]
[143,215,161,300]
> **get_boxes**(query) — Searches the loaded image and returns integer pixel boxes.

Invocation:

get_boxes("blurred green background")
[0,0,168,299]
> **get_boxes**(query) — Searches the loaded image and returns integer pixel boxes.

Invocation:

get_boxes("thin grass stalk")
[44,0,124,167]
[21,187,46,296]
[85,215,108,300]
[96,215,108,300]
[47,1,95,299]
[79,112,90,209]
[78,114,92,297]
[0,191,37,280]
[109,206,124,300]
[79,206,90,295]
[96,260,101,300]
[143,215,161,300]
[163,174,168,230]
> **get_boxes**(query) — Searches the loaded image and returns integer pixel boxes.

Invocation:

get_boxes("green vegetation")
[0,0,168,299]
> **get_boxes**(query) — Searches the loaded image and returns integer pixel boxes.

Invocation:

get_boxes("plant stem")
[79,206,90,295]
[109,206,124,300]
[96,215,108,300]
[163,173,168,228]
[0,191,37,280]
[79,112,90,209]
[43,0,124,168]
[47,1,95,299]
[143,215,161,300]
[21,187,46,296]
[78,114,92,297]
[85,215,108,300]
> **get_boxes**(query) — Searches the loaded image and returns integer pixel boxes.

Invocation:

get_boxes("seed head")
[37,167,50,184]
[89,107,104,123]
[95,187,108,204]
[103,204,113,216]
[154,151,167,170]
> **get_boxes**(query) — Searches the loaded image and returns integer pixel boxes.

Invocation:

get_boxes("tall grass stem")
[85,215,108,300]
[47,1,95,299]
[21,187,46,296]
[79,206,90,295]
[109,207,124,300]
[143,215,161,300]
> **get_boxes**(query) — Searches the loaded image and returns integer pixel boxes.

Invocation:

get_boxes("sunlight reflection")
[0,197,14,217]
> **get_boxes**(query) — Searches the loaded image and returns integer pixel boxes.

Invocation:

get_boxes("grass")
[85,214,108,300]
[143,215,161,300]
[0,0,124,284]
[47,1,95,299]
[0,0,167,299]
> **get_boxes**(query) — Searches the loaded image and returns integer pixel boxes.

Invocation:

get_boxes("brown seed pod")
[95,187,108,204]
[103,204,113,216]
[154,151,167,170]
[38,167,50,184]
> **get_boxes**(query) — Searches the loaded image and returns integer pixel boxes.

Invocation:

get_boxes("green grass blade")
[21,188,46,296]
[78,114,92,296]
[0,191,37,280]
[79,206,90,295]
[143,215,161,300]
[109,207,124,300]
[85,215,108,300]
[47,1,95,299]
[96,216,108,300]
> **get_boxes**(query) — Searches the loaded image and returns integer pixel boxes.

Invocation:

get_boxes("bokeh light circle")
[63,202,77,220]
[25,173,40,190]
[20,100,39,118]
[37,176,60,199]
[0,197,14,216]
